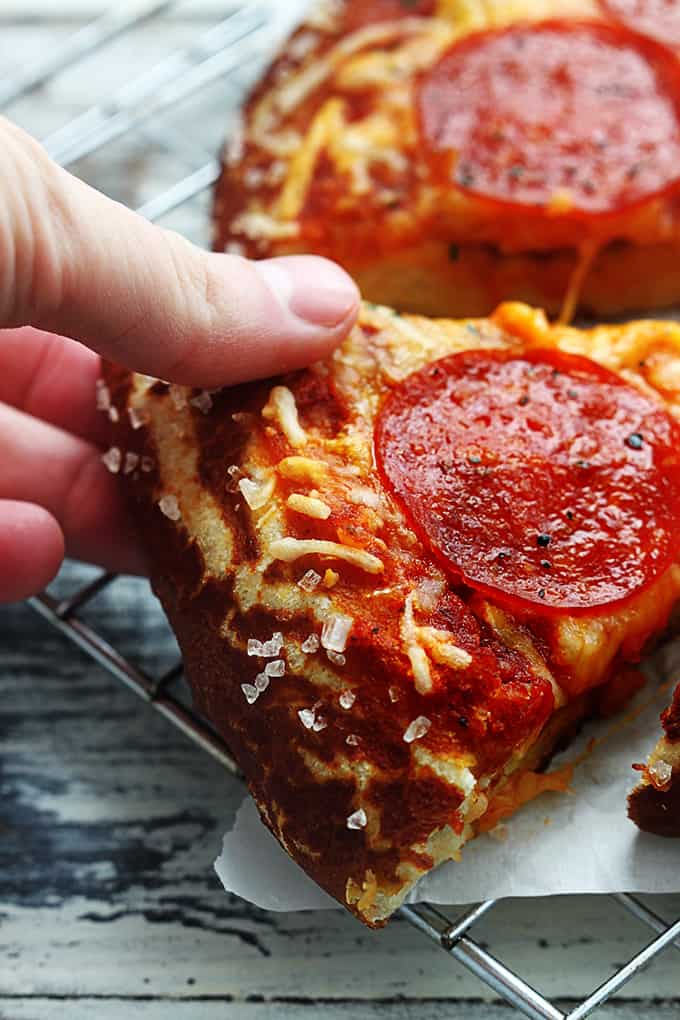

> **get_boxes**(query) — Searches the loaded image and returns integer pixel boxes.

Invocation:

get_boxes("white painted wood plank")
[0,1001,678,1019]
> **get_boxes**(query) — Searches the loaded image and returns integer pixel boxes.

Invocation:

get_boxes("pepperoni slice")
[375,348,680,615]
[601,0,680,51]
[345,0,436,32]
[417,20,680,215]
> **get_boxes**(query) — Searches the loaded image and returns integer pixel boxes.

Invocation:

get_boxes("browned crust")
[628,682,680,837]
[628,770,680,837]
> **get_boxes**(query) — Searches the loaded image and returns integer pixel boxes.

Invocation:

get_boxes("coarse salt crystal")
[298,569,322,592]
[301,634,320,654]
[255,673,270,693]
[248,639,265,657]
[123,452,139,475]
[261,632,284,658]
[141,456,155,473]
[327,650,346,667]
[128,406,148,430]
[403,716,431,744]
[388,687,400,703]
[298,708,316,730]
[347,808,367,830]
[339,690,356,710]
[96,379,111,412]
[239,477,272,511]
[190,390,213,414]
[649,760,673,787]
[321,613,353,653]
[265,659,285,678]
[346,734,359,746]
[169,385,188,410]
[108,406,120,423]
[242,683,259,705]
[313,715,327,733]
[101,447,122,474]
[158,495,181,521]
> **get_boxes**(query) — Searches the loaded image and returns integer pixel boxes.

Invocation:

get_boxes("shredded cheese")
[277,456,328,484]
[275,98,346,221]
[287,493,332,520]
[269,538,384,574]
[262,386,308,448]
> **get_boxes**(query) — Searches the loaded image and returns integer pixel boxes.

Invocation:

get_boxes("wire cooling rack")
[5,2,680,1015]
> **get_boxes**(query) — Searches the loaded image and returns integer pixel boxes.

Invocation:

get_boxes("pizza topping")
[269,537,384,574]
[262,386,308,448]
[123,452,139,476]
[346,807,368,830]
[376,347,680,614]
[287,493,333,519]
[254,673,270,694]
[128,406,149,430]
[301,633,321,654]
[265,659,286,678]
[417,20,680,215]
[321,612,354,653]
[101,447,122,474]
[403,716,432,743]
[601,0,680,50]
[298,569,323,592]
[327,650,347,666]
[239,476,275,511]
[242,683,259,705]
[648,759,673,789]
[158,494,181,522]
[339,689,357,710]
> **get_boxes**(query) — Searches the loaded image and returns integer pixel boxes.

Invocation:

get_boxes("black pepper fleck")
[541,560,552,570]
[519,394,530,406]
[626,432,644,450]
[448,243,460,261]
[538,589,546,599]
[567,389,578,398]
[566,510,574,521]
[468,454,482,465]
[458,715,469,728]
[537,533,551,548]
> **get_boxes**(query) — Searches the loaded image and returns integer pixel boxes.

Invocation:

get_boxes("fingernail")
[253,256,359,328]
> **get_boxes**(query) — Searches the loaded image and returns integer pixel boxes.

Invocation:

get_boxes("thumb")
[0,118,359,388]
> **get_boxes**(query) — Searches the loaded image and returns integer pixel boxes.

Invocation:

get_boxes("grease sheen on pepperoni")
[375,348,680,615]
[601,0,680,50]
[417,20,680,215]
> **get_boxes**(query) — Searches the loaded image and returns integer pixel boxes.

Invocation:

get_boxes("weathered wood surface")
[0,8,679,1018]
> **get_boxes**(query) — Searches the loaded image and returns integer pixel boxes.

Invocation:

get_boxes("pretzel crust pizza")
[214,0,680,319]
[102,300,680,925]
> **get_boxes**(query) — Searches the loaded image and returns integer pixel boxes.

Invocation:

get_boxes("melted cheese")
[269,537,384,574]
[275,98,346,221]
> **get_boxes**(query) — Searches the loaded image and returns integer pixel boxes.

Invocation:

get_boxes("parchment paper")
[215,639,680,910]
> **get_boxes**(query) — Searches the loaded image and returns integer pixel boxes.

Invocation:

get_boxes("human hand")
[0,118,359,603]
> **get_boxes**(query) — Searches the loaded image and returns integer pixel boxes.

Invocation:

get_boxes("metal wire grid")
[2,1,678,1014]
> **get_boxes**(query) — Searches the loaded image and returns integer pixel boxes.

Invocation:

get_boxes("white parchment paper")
[215,639,680,911]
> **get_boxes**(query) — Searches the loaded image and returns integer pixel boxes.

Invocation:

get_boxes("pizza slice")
[214,0,680,319]
[101,300,680,926]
